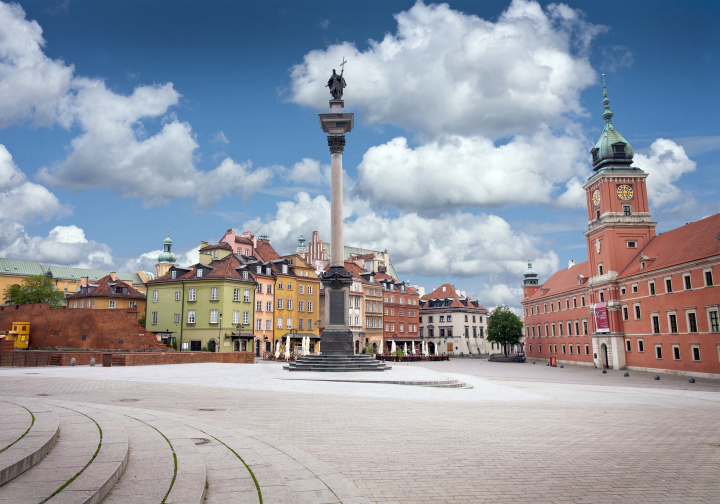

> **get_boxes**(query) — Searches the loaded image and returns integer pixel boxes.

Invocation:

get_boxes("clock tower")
[582,76,656,283]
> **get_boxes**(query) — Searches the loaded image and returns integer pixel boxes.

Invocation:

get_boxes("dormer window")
[612,143,625,154]
[282,264,288,274]
[256,266,261,274]
[171,270,176,279]
[197,269,203,278]
[591,148,599,161]
[243,271,248,280]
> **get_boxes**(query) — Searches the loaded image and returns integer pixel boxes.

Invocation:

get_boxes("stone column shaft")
[330,151,343,267]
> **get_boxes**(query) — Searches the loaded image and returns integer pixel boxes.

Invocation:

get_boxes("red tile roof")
[67,275,146,300]
[255,241,280,262]
[420,283,485,310]
[525,261,590,301]
[234,237,254,245]
[618,213,720,279]
[199,242,232,252]
[147,255,255,283]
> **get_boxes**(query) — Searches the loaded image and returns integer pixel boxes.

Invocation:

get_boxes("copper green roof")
[0,258,46,276]
[0,258,145,286]
[590,75,637,173]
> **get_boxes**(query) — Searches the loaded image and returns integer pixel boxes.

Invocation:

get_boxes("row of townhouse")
[146,231,320,355]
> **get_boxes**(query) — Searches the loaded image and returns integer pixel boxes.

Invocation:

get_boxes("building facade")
[66,273,146,321]
[379,273,420,354]
[420,284,489,356]
[145,254,256,352]
[523,80,720,378]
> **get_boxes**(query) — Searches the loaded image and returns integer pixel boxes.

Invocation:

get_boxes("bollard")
[560,365,564,368]
[654,375,660,380]
[70,357,76,366]
[90,358,95,367]
[624,372,629,377]
[602,369,606,373]
[532,361,535,364]
[689,378,695,383]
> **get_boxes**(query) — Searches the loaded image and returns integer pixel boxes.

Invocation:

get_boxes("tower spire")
[602,74,613,124]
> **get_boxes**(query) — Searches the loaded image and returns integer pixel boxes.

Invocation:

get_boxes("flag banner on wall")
[594,302,610,333]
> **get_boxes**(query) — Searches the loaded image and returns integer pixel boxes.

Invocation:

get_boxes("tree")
[138,315,146,328]
[2,275,66,308]
[487,305,524,357]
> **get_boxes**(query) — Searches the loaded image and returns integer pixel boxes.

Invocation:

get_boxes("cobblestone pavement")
[1,360,719,503]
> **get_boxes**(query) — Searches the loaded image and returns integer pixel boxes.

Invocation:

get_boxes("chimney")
[81,276,89,287]
[252,234,257,249]
[568,260,575,269]
[201,241,208,249]
[109,272,117,281]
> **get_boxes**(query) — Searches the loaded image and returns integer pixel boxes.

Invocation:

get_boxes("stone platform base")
[284,354,390,372]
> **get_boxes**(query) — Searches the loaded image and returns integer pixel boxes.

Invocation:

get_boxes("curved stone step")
[105,413,207,504]
[0,403,129,504]
[0,401,59,485]
[101,416,175,504]
[44,407,129,504]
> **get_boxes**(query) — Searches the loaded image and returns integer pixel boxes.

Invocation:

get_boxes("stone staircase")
[0,398,370,504]
[284,354,391,372]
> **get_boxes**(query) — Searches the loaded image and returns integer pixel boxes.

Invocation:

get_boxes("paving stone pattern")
[0,360,719,503]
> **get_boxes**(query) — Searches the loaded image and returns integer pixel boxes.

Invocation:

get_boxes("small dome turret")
[157,233,177,264]
[590,75,635,171]
[523,260,539,286]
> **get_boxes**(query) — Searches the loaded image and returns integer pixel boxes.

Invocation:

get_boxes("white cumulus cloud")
[290,0,604,137]
[243,192,558,279]
[0,2,74,127]
[355,129,589,211]
[633,138,696,208]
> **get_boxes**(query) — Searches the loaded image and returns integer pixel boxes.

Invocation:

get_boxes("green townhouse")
[145,253,257,353]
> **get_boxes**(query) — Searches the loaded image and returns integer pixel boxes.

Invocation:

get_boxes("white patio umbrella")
[412,342,416,355]
[284,334,291,360]
[304,336,309,356]
[435,343,439,356]
[275,340,281,359]
[391,340,396,354]
[316,341,320,354]
[403,342,407,355]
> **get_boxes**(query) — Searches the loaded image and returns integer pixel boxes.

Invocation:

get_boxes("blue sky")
[0,0,718,310]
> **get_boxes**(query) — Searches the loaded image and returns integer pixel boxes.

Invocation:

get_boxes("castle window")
[623,206,631,216]
[613,144,625,154]
[705,270,714,287]
[591,148,598,161]
[596,210,600,220]
[598,263,604,276]
[627,240,636,248]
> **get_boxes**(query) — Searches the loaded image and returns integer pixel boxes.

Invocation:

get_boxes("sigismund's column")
[318,77,354,355]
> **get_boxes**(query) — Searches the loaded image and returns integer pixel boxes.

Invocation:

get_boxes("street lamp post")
[217,313,222,353]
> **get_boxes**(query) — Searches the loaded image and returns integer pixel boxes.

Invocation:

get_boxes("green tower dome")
[591,75,635,171]
[157,234,177,264]
[523,260,539,286]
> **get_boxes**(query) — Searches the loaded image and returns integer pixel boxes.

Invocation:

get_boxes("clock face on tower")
[617,184,634,201]
[592,190,601,207]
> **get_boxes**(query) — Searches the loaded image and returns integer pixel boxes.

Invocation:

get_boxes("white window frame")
[109,300,116,308]
[175,291,181,301]
[703,268,714,287]
[197,269,203,278]
[188,310,196,323]
[210,310,218,324]
[683,274,692,291]
[671,344,680,361]
[298,301,304,312]
[633,303,641,320]
[299,285,304,294]
[287,299,293,310]
[665,277,673,293]
[277,317,283,329]
[667,311,678,333]
[153,290,158,303]
[256,301,262,311]
[278,298,284,310]
[286,317,292,329]
[691,344,701,362]
[211,287,219,301]
[233,311,239,324]
[244,289,250,302]
[706,307,719,333]
[152,312,158,325]
[256,318,262,330]
[188,288,196,302]
[307,286,312,295]
[174,313,180,323]
[243,311,249,325]
[233,288,240,301]
[266,301,272,312]
[266,319,272,330]
[686,309,698,333]
[307,301,313,313]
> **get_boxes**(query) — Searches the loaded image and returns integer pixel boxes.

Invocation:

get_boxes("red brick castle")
[522,77,720,378]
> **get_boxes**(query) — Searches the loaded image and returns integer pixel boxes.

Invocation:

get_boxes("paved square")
[1,359,719,503]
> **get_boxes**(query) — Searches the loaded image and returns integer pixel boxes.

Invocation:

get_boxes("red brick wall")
[0,303,166,351]
[0,349,254,366]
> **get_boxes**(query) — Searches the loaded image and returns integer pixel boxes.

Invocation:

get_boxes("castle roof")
[67,275,146,300]
[525,261,590,302]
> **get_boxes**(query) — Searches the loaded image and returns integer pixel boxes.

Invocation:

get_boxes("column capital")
[327,135,346,154]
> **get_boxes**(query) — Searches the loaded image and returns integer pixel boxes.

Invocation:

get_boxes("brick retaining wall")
[0,348,254,367]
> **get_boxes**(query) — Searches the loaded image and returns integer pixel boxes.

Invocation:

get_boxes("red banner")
[594,302,610,333]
